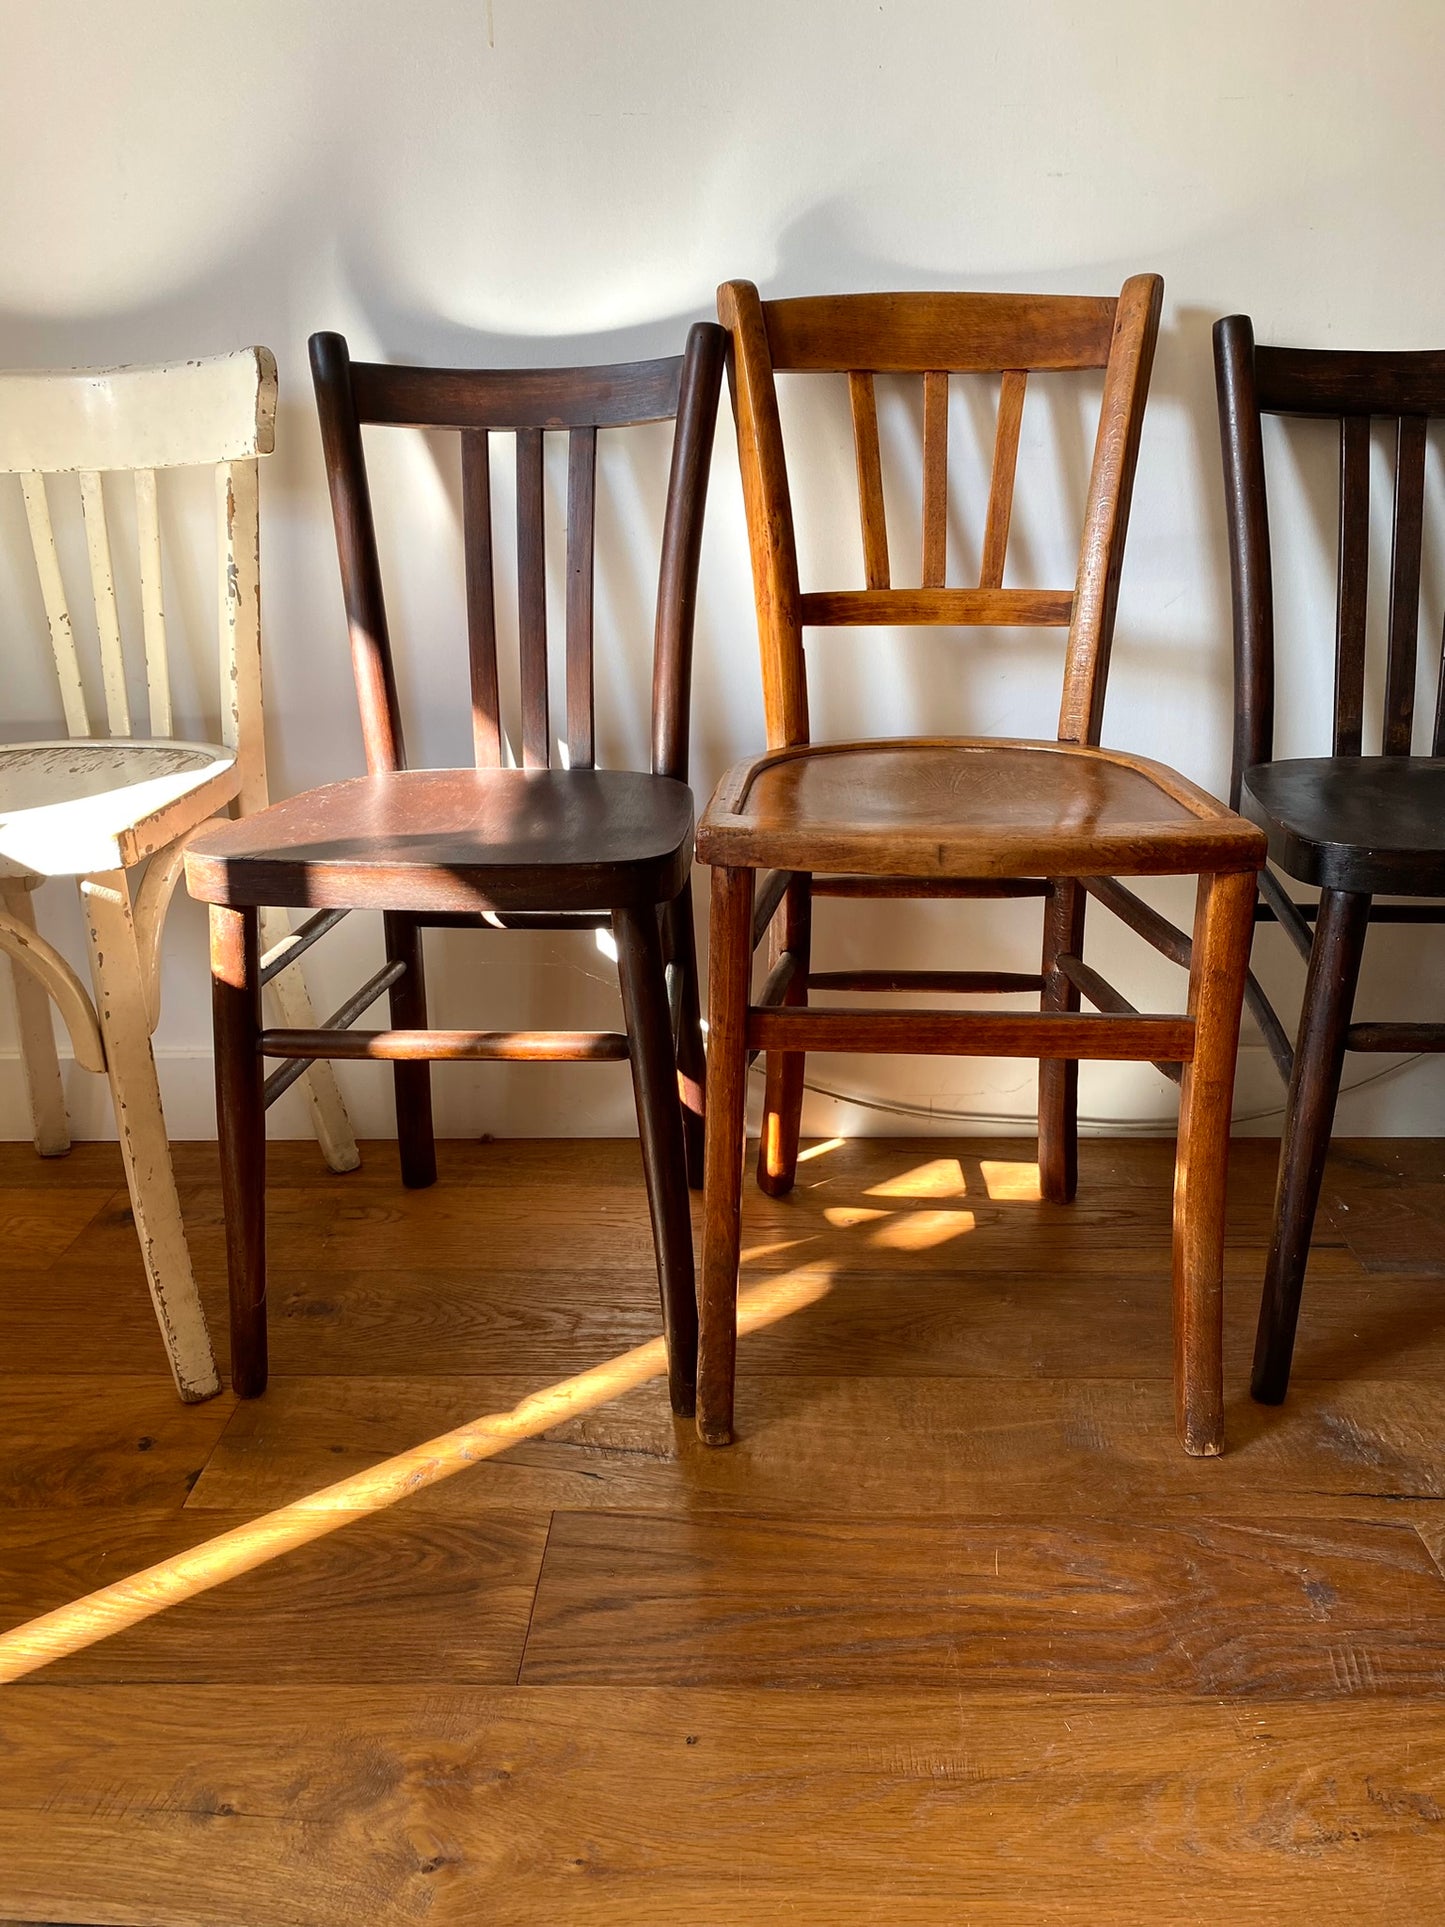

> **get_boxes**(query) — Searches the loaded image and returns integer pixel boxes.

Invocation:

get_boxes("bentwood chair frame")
[185,324,725,1415]
[1215,315,1445,1403]
[698,275,1266,1457]
[0,350,357,1402]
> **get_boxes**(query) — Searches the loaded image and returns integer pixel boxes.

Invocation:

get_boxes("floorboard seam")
[516,1509,556,1682]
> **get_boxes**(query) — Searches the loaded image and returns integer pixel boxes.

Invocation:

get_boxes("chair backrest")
[1215,314,1445,799]
[716,275,1163,750]
[0,349,277,806]
[309,325,726,782]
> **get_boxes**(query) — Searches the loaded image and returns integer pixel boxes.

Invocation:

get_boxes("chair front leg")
[698,864,754,1446]
[614,903,698,1417]
[1038,877,1084,1203]
[78,870,219,1403]
[212,904,268,1396]
[383,912,437,1189]
[1252,887,1372,1405]
[0,879,69,1156]
[756,871,811,1197]
[258,905,361,1176]
[662,879,707,1190]
[1171,867,1257,1456]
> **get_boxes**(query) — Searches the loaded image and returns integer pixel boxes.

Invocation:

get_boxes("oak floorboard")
[0,1507,550,1685]
[521,1510,1445,1693]
[0,1379,236,1508]
[1,1686,1443,1925]
[8,1247,1444,1384]
[185,1372,1445,1520]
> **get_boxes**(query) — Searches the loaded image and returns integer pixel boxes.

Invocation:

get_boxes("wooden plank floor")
[1,1134,1444,1924]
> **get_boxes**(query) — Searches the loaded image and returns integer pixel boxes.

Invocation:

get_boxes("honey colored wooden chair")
[698,276,1266,1457]
[0,350,358,1402]
[1215,316,1445,1404]
[185,324,725,1415]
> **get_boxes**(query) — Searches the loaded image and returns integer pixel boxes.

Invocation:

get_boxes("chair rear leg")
[756,872,811,1197]
[662,881,707,1190]
[614,902,698,1417]
[258,905,360,1176]
[0,880,69,1156]
[383,912,437,1189]
[1172,868,1257,1456]
[1252,887,1371,1405]
[698,865,754,1446]
[212,904,268,1397]
[79,870,219,1403]
[1038,877,1084,1204]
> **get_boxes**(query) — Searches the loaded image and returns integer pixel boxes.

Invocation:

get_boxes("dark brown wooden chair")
[1215,314,1445,1404]
[697,277,1266,1457]
[184,323,725,1416]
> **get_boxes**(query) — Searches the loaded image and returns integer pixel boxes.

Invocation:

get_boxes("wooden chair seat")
[0,738,237,879]
[185,767,695,916]
[701,738,1261,880]
[1241,755,1445,894]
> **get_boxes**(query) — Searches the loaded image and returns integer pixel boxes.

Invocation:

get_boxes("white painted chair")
[0,348,359,1401]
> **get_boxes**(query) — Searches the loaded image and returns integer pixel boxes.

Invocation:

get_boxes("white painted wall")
[3,0,1444,1142]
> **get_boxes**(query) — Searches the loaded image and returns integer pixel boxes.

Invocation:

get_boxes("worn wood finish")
[1215,314,1445,1399]
[1253,890,1373,1405]
[698,867,753,1446]
[979,369,1026,589]
[522,1509,1445,1692]
[706,273,1262,1453]
[613,904,698,1416]
[1172,869,1258,1454]
[848,371,890,588]
[920,369,949,587]
[189,325,724,1403]
[756,871,810,1198]
[6,1137,1445,1915]
[7,1687,1445,1925]
[210,905,266,1398]
[2,346,357,1396]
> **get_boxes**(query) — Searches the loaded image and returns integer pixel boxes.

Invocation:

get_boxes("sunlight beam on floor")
[0,1267,834,1685]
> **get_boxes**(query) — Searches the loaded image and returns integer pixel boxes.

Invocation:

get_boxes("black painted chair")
[1215,315,1445,1402]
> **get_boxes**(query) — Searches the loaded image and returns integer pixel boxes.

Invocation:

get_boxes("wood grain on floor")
[1,1135,1443,1924]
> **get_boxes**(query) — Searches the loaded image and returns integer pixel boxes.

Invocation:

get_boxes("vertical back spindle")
[921,371,949,588]
[980,370,1027,590]
[1383,414,1427,754]
[516,426,549,767]
[218,460,266,811]
[79,470,131,735]
[565,426,597,769]
[133,468,172,737]
[20,473,90,736]
[461,430,503,767]
[848,372,890,589]
[1334,416,1369,756]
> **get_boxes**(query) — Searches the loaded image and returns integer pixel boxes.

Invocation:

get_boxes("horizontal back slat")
[349,357,684,431]
[763,292,1118,373]
[1255,345,1445,419]
[0,349,276,473]
[800,588,1074,628]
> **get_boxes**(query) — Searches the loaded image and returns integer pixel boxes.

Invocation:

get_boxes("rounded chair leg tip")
[696,1417,733,1448]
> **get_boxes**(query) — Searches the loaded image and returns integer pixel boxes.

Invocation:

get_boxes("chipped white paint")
[0,887,105,1072]
[79,871,219,1401]
[133,467,171,735]
[1,344,360,1396]
[0,349,277,475]
[0,740,238,878]
[78,470,130,735]
[258,906,364,1174]
[0,880,70,1154]
[18,474,89,736]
